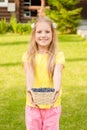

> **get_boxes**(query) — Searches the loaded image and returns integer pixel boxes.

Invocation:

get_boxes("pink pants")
[25,105,61,130]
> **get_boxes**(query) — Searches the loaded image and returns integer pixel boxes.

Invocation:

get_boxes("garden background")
[0,0,87,129]
[0,33,87,130]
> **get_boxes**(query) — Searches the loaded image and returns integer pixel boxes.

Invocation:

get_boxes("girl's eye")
[36,30,51,33]
[46,31,50,33]
[36,31,41,33]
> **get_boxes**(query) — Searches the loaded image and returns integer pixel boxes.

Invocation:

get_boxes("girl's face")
[35,21,52,49]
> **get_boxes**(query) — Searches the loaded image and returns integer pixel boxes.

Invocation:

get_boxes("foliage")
[9,15,18,33]
[16,23,31,34]
[0,19,8,33]
[46,0,82,33]
[0,15,32,34]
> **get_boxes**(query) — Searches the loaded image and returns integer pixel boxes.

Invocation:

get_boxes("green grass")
[0,33,87,130]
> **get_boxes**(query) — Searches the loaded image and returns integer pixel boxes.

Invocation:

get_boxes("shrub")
[0,15,32,34]
[46,0,82,34]
[9,15,17,33]
[0,19,8,34]
[17,23,32,34]
[9,15,32,34]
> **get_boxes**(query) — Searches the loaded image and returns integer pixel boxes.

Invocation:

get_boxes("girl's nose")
[41,32,46,37]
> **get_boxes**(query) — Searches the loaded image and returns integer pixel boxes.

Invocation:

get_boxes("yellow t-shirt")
[22,51,65,108]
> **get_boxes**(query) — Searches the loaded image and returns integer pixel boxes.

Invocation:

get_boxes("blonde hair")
[27,16,58,78]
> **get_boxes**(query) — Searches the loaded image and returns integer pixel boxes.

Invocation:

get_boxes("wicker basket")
[31,88,55,105]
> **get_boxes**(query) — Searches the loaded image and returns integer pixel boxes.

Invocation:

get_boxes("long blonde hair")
[27,16,58,78]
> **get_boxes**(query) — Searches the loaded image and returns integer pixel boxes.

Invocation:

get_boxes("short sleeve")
[55,51,65,65]
[22,52,30,63]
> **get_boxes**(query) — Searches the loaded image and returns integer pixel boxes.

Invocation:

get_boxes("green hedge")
[0,16,32,34]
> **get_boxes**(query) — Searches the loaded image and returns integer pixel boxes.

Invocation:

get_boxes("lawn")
[0,33,87,130]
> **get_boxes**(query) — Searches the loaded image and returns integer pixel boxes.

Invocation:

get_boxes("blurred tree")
[46,0,82,33]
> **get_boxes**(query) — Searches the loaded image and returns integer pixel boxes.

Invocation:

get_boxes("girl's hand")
[27,90,39,108]
[50,90,59,108]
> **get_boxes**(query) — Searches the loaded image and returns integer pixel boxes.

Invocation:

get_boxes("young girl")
[23,16,65,130]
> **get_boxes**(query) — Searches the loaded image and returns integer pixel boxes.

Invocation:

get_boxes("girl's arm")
[24,62,39,108]
[53,64,63,91]
[24,62,34,91]
[51,64,64,107]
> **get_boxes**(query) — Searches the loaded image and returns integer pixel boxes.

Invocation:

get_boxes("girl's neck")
[38,46,48,54]
[38,50,48,54]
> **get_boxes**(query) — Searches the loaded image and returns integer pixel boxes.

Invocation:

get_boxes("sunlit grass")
[0,34,87,130]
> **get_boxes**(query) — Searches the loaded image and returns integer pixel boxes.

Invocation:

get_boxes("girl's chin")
[38,42,49,46]
[39,44,48,47]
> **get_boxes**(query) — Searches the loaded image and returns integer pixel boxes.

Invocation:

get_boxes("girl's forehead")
[36,21,51,29]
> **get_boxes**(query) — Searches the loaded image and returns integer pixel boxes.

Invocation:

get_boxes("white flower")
[31,23,35,29]
[53,23,57,28]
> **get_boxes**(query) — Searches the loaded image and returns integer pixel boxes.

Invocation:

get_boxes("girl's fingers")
[35,104,39,108]
[50,91,59,108]
[29,94,39,108]
[31,102,39,108]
